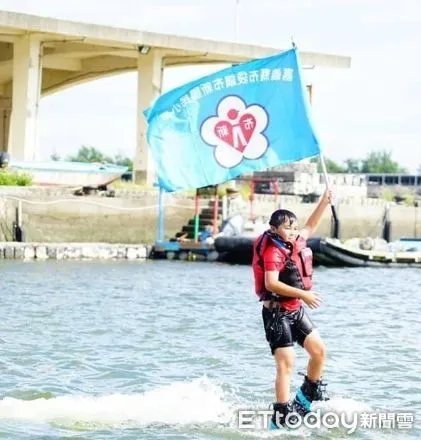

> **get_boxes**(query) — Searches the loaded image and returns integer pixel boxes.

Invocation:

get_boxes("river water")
[0,260,420,439]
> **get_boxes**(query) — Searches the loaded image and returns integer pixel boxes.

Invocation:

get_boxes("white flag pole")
[307,80,339,237]
[319,153,339,237]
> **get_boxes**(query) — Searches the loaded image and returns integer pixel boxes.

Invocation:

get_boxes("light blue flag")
[144,48,320,192]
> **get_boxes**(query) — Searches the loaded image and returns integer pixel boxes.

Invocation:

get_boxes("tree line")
[51,146,133,171]
[311,150,408,174]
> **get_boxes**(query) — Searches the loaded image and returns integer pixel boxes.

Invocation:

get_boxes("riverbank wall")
[1,187,420,244]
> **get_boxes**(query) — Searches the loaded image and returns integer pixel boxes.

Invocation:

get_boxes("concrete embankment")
[0,242,151,260]
[1,186,420,243]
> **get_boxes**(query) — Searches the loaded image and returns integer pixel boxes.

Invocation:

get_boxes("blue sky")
[2,0,421,172]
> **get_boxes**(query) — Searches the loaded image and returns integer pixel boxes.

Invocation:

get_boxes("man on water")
[252,190,333,429]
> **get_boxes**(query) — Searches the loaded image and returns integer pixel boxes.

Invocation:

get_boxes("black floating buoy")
[0,151,10,168]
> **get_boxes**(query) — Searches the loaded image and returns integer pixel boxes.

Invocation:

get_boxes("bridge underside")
[0,10,351,184]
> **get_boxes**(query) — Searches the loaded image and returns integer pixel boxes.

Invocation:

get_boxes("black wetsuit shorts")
[262,305,315,354]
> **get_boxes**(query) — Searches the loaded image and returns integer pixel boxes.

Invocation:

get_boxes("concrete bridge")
[0,10,351,183]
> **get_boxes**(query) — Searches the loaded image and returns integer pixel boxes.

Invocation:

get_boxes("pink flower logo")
[201,96,269,168]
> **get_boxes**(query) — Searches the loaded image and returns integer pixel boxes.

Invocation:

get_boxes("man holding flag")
[252,191,332,428]
[145,47,334,429]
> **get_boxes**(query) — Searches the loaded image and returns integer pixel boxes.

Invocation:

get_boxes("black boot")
[269,401,301,429]
[269,402,290,429]
[293,375,329,415]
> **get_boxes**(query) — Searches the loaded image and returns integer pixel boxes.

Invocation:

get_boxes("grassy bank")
[0,170,32,186]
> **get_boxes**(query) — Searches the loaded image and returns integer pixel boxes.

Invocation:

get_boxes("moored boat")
[7,159,128,188]
[215,232,421,268]
[314,237,421,268]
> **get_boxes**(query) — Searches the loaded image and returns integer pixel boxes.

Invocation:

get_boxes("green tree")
[310,156,345,173]
[360,150,406,173]
[344,158,361,173]
[66,146,133,170]
[113,153,133,171]
[325,158,346,173]
[50,153,61,161]
[67,146,110,163]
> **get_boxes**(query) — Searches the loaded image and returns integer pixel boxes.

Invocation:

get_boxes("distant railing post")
[13,200,24,242]
[382,203,392,242]
[156,186,165,242]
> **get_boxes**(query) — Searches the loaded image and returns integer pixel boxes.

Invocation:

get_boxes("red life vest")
[252,232,313,307]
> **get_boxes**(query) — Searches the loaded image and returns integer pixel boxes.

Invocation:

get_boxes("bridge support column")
[0,97,11,152]
[134,49,163,185]
[8,35,42,161]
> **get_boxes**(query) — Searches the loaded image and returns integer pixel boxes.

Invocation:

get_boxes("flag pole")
[305,71,339,238]
[319,153,340,238]
[194,189,200,242]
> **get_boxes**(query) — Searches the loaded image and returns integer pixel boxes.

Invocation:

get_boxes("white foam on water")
[0,378,373,437]
[0,377,233,429]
